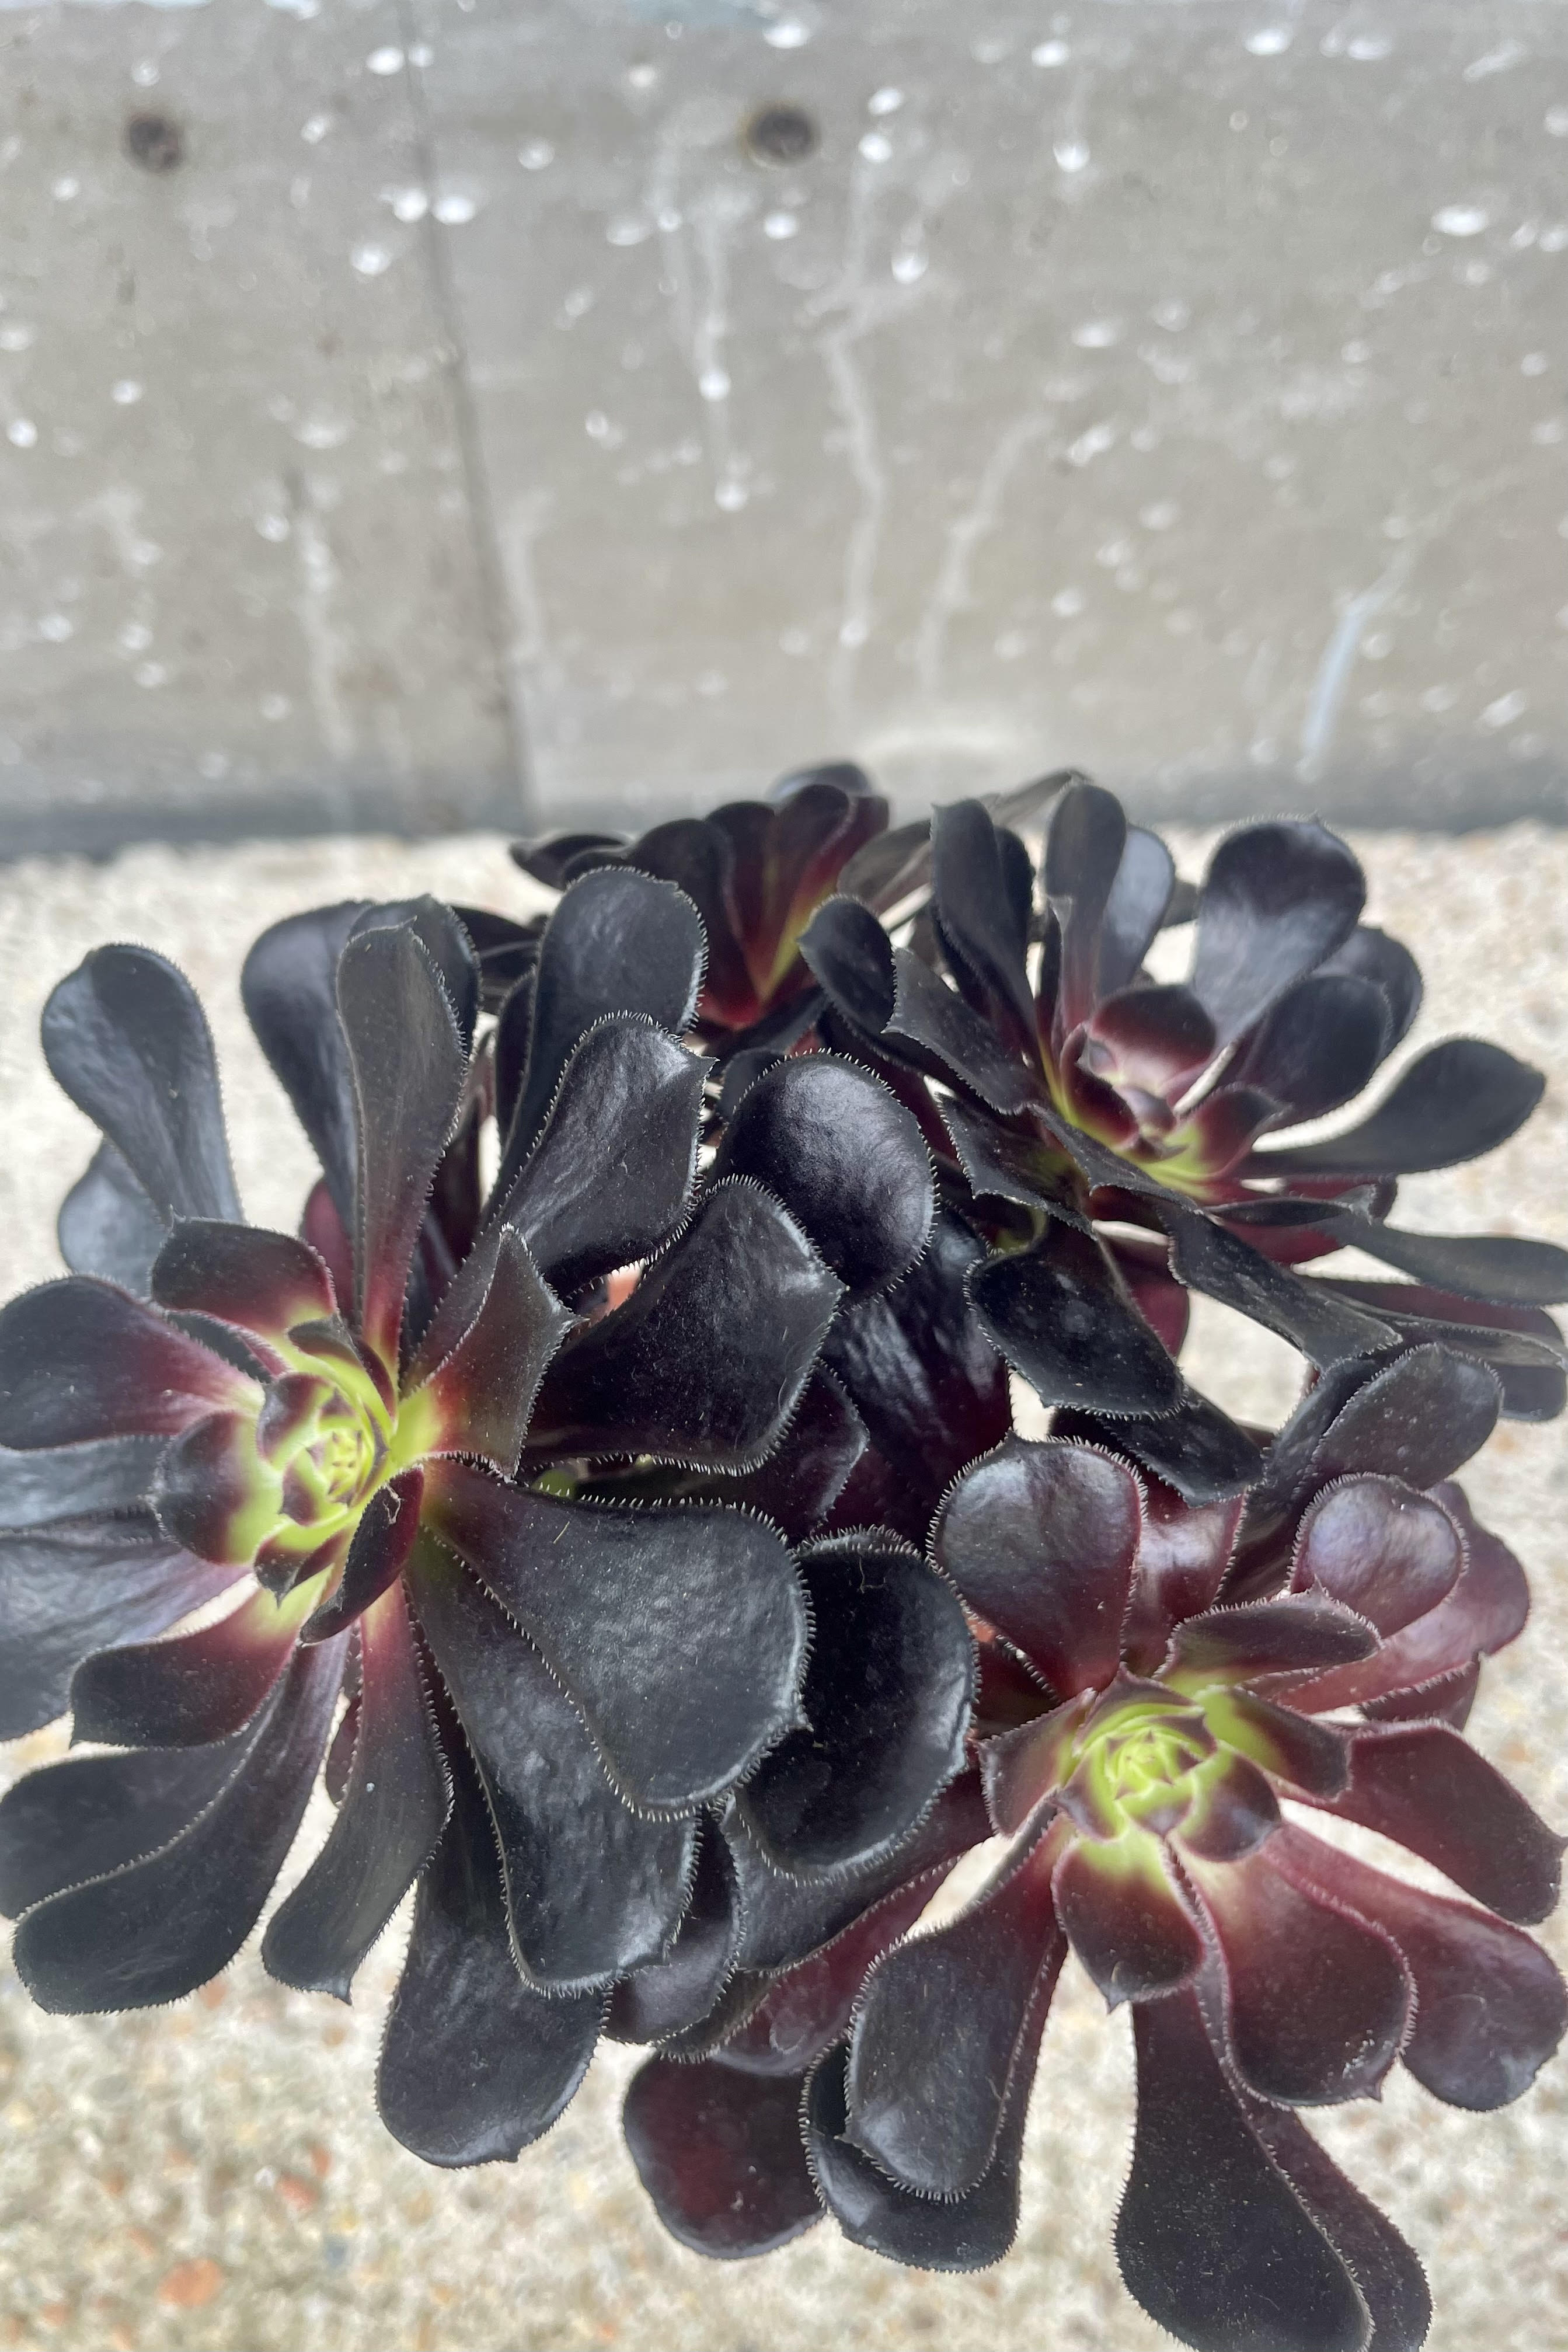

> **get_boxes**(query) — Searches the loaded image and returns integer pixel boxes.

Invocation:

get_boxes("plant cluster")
[0,766,1562,2351]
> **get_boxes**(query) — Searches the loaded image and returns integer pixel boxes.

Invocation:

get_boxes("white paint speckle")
[37,614,73,643]
[131,59,159,87]
[858,131,893,164]
[715,478,749,511]
[1482,691,1528,729]
[260,694,292,722]
[408,43,433,68]
[867,87,904,116]
[119,621,154,652]
[433,192,478,226]
[1140,501,1179,531]
[1341,340,1370,365]
[698,367,731,403]
[52,176,81,203]
[1152,298,1190,332]
[256,514,291,543]
[1067,421,1116,466]
[1032,39,1069,67]
[1052,587,1085,618]
[1547,106,1568,138]
[110,378,144,405]
[518,140,555,171]
[0,323,36,353]
[891,249,928,284]
[384,186,428,224]
[350,243,393,277]
[1432,204,1489,238]
[1054,140,1090,175]
[134,660,168,688]
[301,113,332,145]
[7,419,37,449]
[838,616,869,649]
[1072,319,1121,349]
[606,216,651,248]
[763,211,799,241]
[1531,417,1566,445]
[1346,34,1393,62]
[1363,632,1392,660]
[1522,353,1549,377]
[366,46,403,76]
[763,17,810,49]
[295,415,351,451]
[1464,43,1525,82]
[1539,225,1568,253]
[628,62,658,90]
[1245,27,1292,55]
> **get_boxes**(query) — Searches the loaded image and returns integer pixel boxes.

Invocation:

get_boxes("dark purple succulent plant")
[799,782,1568,1500]
[508,766,1064,1062]
[625,1343,1563,2351]
[0,872,959,2168]
[0,765,1559,2352]
[510,762,891,1051]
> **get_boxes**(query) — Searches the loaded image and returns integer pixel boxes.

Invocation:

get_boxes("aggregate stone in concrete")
[0,824,1559,2351]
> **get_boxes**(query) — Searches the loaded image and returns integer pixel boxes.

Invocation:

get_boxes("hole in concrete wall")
[124,114,184,174]
[744,104,818,166]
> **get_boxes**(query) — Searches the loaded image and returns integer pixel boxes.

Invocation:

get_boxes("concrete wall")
[1,0,1566,851]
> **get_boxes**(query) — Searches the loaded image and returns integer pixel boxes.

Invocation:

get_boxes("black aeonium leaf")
[241,901,367,1222]
[337,922,469,1376]
[968,1219,1183,1416]
[1255,1037,1544,1178]
[709,1055,934,1298]
[506,867,705,1172]
[263,1584,450,2000]
[1189,821,1365,1048]
[1116,1982,1382,2352]
[12,1638,344,2012]
[608,1824,744,2046]
[42,945,242,1228]
[625,2057,824,2258]
[377,1735,601,2166]
[57,1140,166,1295]
[406,1538,695,1991]
[497,1015,708,1298]
[735,1533,973,1876]
[528,1180,843,1473]
[423,1459,807,1815]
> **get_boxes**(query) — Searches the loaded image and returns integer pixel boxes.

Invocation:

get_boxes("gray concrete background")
[0,822,1563,2350]
[1,1,1567,852]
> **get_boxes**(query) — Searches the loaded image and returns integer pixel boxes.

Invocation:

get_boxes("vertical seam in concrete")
[395,6,536,826]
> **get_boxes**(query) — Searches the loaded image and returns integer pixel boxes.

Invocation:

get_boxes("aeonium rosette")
[619,1347,1564,2340]
[0,874,956,2173]
[505,764,1061,1060]
[801,1344,1563,2349]
[797,783,1568,1502]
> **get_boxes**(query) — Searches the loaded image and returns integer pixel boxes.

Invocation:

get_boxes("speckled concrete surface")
[0,827,1562,2352]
